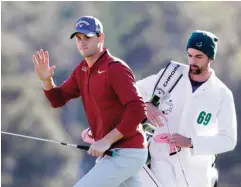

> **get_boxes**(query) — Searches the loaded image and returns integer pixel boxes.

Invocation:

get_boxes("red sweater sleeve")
[109,62,146,137]
[43,67,81,108]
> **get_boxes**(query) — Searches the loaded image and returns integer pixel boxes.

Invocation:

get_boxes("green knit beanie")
[186,30,218,60]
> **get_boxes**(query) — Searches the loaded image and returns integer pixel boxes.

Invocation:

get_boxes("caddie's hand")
[87,139,111,157]
[32,49,56,81]
[168,133,192,148]
[146,102,168,127]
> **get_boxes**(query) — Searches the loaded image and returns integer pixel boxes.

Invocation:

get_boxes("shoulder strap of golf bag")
[142,61,185,124]
[149,61,185,106]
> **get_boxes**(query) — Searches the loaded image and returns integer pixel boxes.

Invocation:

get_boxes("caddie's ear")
[209,58,214,64]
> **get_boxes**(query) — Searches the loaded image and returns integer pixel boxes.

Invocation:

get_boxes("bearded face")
[187,48,212,75]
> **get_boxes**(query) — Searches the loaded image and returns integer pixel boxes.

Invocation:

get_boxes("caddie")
[136,30,237,187]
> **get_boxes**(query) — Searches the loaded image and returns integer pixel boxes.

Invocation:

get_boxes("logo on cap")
[96,26,101,32]
[76,20,90,28]
[196,42,202,47]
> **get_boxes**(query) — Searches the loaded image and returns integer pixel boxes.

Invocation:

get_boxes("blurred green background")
[1,1,241,187]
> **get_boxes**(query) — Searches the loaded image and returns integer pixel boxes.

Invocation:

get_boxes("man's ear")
[209,58,214,64]
[99,33,105,43]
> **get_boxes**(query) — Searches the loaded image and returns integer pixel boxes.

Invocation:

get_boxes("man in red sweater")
[32,16,148,187]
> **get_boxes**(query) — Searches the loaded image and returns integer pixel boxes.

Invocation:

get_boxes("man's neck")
[85,48,104,68]
[189,69,212,82]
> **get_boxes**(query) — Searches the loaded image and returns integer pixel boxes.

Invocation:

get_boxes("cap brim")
[70,30,96,39]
